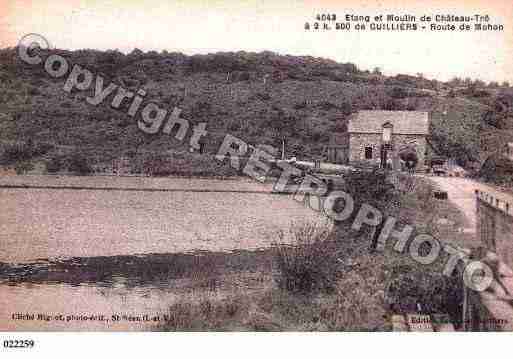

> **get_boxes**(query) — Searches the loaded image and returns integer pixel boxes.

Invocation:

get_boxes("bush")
[159,295,247,331]
[390,87,409,99]
[318,101,338,111]
[28,86,41,96]
[46,155,64,173]
[385,265,463,322]
[344,169,399,213]
[141,153,172,176]
[273,224,340,294]
[228,121,241,132]
[0,142,33,165]
[255,92,271,101]
[33,142,54,156]
[0,141,53,166]
[479,154,513,184]
[14,161,34,174]
[68,153,92,175]
[294,101,307,110]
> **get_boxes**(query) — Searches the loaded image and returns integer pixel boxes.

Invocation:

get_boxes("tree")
[474,79,486,88]
[449,77,463,87]
[372,67,382,76]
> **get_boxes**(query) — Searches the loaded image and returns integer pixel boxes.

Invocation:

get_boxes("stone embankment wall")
[464,190,513,331]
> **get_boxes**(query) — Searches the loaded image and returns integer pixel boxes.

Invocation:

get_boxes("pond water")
[0,178,329,330]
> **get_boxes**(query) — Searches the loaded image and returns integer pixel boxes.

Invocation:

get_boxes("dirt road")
[426,176,513,237]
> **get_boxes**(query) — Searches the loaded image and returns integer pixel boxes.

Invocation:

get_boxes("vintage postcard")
[0,0,512,349]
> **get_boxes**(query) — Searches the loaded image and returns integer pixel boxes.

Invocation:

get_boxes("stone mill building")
[326,111,430,171]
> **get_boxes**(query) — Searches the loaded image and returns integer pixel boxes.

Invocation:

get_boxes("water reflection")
[0,249,275,331]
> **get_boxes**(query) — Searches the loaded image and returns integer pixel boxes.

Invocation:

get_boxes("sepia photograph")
[0,0,512,356]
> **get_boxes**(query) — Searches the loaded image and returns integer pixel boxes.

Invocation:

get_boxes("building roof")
[348,111,430,135]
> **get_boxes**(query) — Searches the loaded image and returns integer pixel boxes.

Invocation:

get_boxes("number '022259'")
[3,339,35,348]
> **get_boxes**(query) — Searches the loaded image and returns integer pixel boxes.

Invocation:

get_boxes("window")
[365,146,373,159]
[382,122,393,143]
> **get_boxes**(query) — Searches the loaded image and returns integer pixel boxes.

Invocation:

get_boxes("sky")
[1,0,512,83]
